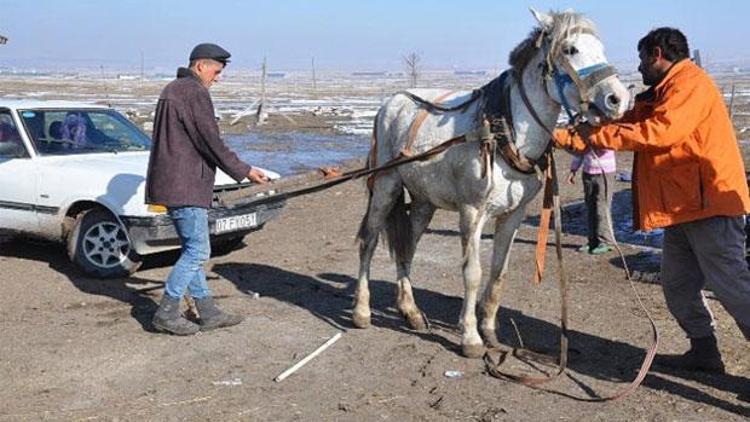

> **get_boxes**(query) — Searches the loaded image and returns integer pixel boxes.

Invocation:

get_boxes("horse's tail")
[383,189,413,261]
[357,106,413,261]
[355,186,412,260]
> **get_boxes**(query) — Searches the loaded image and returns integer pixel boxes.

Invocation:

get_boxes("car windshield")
[19,108,151,155]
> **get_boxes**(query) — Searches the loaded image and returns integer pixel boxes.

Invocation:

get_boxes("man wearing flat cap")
[146,42,269,335]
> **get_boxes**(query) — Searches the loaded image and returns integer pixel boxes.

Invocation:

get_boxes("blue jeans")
[164,207,211,300]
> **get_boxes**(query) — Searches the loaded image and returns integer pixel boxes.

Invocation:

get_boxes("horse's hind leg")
[396,198,435,330]
[480,209,523,347]
[458,205,487,358]
[353,174,403,329]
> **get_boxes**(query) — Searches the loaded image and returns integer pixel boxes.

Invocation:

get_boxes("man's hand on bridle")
[574,122,595,146]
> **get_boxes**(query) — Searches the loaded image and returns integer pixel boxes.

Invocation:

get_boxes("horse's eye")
[563,46,579,55]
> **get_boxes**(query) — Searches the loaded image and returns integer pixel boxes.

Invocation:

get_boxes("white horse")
[353,9,630,358]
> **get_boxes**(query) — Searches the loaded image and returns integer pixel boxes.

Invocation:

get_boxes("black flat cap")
[189,43,231,64]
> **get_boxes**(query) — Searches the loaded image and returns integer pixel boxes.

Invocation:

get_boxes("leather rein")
[482,31,658,402]
[395,30,658,402]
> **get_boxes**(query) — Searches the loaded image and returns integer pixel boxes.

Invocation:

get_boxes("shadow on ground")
[213,261,748,416]
[0,236,242,332]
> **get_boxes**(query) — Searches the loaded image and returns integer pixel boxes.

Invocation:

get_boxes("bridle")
[524,28,619,130]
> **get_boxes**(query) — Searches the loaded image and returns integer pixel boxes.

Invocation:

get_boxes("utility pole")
[256,56,268,126]
[140,50,145,83]
[311,56,317,97]
[100,65,112,107]
[692,49,702,68]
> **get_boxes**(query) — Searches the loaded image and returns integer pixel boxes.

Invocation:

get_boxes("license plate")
[215,212,257,234]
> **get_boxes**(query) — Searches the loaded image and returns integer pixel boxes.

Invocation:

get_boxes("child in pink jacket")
[567,149,616,254]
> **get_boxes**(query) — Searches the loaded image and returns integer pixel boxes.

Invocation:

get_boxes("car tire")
[67,208,142,278]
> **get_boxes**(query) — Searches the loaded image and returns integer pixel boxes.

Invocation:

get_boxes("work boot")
[654,334,726,374]
[194,297,244,330]
[152,295,200,336]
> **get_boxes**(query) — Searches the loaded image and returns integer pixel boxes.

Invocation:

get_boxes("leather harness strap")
[514,69,556,138]
[403,91,457,157]
[533,155,555,284]
[485,152,569,386]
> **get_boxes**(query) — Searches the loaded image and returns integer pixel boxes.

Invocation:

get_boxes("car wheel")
[67,208,142,278]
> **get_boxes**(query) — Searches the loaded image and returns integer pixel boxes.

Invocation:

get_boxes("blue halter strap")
[552,62,610,124]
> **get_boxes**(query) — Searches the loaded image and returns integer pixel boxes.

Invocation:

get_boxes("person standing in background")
[567,148,617,254]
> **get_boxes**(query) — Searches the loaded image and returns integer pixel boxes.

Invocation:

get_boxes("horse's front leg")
[458,205,486,358]
[480,209,524,347]
[396,199,435,330]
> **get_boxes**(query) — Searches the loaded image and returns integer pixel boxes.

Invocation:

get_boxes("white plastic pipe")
[274,332,343,382]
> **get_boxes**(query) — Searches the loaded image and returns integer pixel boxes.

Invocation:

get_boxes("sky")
[1,0,749,72]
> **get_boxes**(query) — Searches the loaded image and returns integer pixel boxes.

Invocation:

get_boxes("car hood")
[39,152,280,184]
[35,151,281,216]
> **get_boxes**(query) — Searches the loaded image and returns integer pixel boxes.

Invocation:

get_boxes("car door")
[0,108,40,235]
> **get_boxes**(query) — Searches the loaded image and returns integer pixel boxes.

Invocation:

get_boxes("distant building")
[0,35,8,44]
[454,70,487,76]
[267,72,286,79]
[351,71,387,77]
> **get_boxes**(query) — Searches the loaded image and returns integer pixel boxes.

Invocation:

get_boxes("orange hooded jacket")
[555,59,750,231]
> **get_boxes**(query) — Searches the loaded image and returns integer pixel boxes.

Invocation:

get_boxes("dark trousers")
[661,216,750,340]
[582,172,615,247]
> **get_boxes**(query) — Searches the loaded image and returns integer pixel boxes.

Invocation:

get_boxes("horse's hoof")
[404,312,427,331]
[462,343,486,359]
[352,312,371,329]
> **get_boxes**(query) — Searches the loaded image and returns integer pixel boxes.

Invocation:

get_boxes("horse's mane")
[508,11,598,72]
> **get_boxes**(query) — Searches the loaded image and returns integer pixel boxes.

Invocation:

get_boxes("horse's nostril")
[606,94,621,107]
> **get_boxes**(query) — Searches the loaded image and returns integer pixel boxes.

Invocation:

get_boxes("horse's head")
[529,8,629,126]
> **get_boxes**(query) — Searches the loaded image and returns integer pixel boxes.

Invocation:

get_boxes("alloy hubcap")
[82,222,130,268]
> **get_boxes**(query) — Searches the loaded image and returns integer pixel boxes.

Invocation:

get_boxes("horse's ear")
[529,7,553,29]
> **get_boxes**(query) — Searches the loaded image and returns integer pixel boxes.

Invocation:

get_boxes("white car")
[0,100,285,278]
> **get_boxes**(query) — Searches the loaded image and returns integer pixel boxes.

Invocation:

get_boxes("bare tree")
[403,52,421,88]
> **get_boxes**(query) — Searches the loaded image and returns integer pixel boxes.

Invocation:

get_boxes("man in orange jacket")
[555,28,750,373]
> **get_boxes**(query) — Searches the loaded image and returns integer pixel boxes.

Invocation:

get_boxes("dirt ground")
[1,149,748,421]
